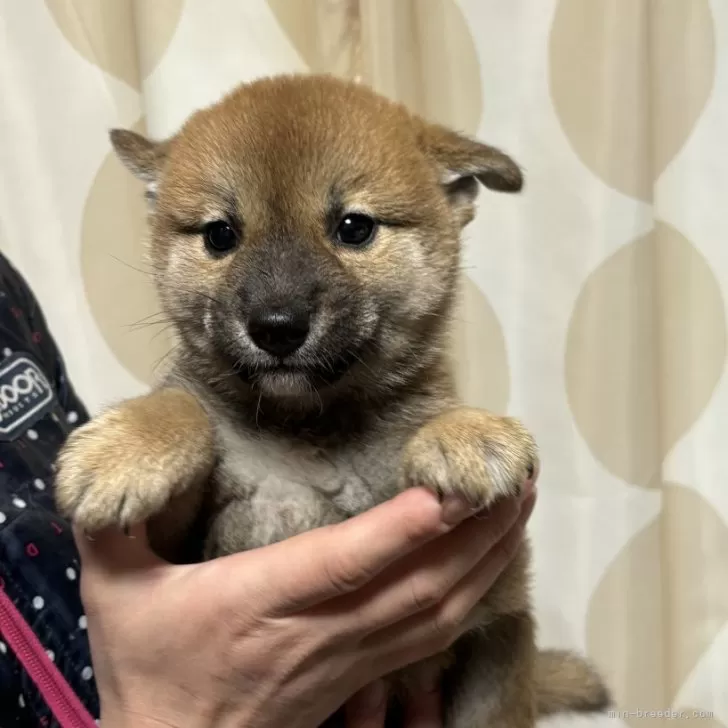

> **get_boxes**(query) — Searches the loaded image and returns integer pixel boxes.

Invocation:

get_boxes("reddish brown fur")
[57,74,609,727]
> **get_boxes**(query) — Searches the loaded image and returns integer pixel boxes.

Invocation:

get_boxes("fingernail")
[519,491,537,521]
[362,680,388,714]
[441,495,479,525]
[519,479,535,504]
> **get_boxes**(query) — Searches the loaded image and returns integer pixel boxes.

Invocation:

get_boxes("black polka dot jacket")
[0,253,99,726]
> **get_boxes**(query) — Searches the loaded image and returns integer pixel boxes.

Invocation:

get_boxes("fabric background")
[0,1,726,725]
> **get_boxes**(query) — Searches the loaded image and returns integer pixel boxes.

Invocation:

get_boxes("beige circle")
[565,222,726,487]
[450,276,510,415]
[267,0,333,74]
[268,0,483,134]
[44,0,184,89]
[549,0,715,200]
[81,119,174,385]
[586,483,728,726]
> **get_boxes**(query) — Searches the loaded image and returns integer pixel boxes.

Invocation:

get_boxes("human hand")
[76,480,536,728]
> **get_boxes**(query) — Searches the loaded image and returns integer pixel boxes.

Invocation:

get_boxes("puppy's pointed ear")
[109,129,167,204]
[421,124,523,227]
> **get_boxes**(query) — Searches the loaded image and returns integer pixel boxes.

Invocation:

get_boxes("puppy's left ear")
[421,123,523,227]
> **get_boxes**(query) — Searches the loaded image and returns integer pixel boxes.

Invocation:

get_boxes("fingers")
[345,680,389,728]
[251,487,475,613]
[338,494,522,635]
[366,490,536,670]
[403,684,443,728]
[430,491,537,637]
[344,681,443,728]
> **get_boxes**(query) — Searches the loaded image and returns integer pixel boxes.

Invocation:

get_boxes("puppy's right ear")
[109,129,167,204]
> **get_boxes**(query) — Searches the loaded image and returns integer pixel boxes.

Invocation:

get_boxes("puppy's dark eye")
[204,220,238,254]
[335,214,376,247]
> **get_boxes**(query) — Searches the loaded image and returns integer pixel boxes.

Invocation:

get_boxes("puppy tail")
[534,649,611,717]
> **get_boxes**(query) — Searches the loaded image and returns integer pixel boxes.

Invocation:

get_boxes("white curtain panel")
[0,2,726,725]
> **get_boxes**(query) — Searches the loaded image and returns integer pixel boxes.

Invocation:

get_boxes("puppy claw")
[403,407,538,511]
[54,389,215,533]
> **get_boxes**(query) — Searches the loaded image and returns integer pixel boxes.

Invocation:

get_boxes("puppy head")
[112,74,521,406]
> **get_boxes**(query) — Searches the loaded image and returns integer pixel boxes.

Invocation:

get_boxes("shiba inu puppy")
[55,74,609,726]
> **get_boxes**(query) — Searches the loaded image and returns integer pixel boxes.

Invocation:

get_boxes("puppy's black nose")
[247,307,310,357]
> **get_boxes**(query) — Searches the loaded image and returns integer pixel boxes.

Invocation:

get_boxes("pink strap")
[0,587,97,728]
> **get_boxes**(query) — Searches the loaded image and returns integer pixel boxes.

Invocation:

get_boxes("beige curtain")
[1,1,726,725]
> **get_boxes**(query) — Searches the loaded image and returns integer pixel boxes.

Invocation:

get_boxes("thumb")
[74,522,168,577]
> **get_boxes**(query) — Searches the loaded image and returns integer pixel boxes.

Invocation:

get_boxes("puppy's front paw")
[402,408,537,509]
[55,389,215,532]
